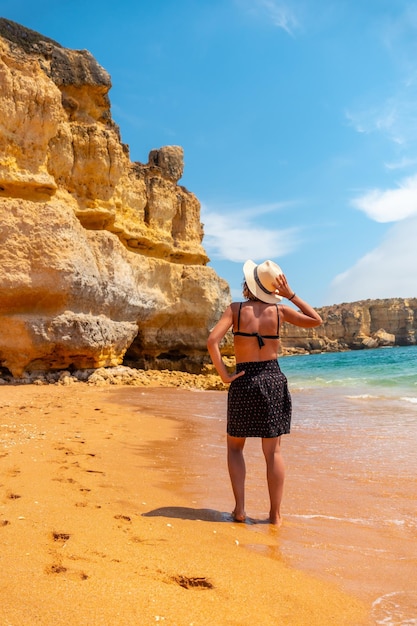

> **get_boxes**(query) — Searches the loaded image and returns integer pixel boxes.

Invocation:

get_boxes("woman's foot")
[232,509,246,523]
[269,513,282,527]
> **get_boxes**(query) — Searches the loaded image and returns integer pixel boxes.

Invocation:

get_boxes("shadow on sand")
[142,506,267,524]
[142,506,231,522]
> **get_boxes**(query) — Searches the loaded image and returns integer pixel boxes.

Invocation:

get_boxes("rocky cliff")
[0,19,230,377]
[280,298,417,354]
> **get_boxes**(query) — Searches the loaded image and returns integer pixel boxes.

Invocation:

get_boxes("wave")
[371,591,417,625]
[401,396,417,404]
[345,393,417,404]
[345,394,379,400]
[288,513,414,528]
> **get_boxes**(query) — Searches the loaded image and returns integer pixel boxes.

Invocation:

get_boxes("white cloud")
[345,5,417,147]
[235,0,299,35]
[258,0,298,34]
[384,157,417,170]
[345,98,411,145]
[201,204,299,262]
[351,173,417,223]
[326,217,417,304]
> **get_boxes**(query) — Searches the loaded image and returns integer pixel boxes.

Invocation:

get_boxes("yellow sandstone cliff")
[0,19,229,377]
[280,298,417,354]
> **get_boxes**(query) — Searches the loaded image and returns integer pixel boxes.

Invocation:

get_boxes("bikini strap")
[237,302,243,331]
[276,304,280,336]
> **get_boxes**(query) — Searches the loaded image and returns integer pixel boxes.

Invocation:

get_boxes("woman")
[207,259,322,525]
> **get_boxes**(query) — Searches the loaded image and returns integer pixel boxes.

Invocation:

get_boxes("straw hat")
[243,259,283,304]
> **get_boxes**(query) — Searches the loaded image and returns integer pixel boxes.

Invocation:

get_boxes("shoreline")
[0,383,368,625]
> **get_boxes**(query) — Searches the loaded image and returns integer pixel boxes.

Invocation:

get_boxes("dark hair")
[242,280,261,301]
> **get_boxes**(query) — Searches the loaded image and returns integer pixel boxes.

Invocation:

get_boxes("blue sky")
[3,0,417,306]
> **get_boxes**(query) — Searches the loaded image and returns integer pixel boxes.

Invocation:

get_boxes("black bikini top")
[233,302,280,348]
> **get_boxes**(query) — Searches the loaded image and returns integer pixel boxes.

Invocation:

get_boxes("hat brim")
[243,260,283,304]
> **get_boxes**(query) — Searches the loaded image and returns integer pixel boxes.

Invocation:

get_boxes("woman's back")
[232,300,281,363]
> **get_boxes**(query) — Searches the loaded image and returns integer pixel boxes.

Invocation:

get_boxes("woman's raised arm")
[274,274,322,328]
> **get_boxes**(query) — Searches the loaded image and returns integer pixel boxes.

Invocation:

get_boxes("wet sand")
[112,386,417,625]
[0,383,370,626]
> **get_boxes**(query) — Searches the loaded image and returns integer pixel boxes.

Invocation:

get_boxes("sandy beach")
[0,381,372,626]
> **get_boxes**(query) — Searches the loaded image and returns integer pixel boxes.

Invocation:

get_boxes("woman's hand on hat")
[273,273,291,297]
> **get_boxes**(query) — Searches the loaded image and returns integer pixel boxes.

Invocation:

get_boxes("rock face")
[280,298,417,354]
[0,19,229,377]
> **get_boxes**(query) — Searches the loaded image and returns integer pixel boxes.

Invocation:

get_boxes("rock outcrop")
[0,19,229,377]
[280,298,417,354]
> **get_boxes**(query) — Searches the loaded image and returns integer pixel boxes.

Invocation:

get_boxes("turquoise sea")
[281,344,417,403]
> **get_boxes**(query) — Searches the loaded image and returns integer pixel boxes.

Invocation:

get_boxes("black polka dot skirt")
[227,360,292,438]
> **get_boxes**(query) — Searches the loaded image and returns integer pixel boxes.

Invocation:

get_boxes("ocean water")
[275,347,417,624]
[122,346,417,625]
[280,344,417,403]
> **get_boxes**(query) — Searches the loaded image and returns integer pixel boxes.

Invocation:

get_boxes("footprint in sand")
[52,531,71,543]
[45,563,88,580]
[52,476,78,484]
[6,491,21,499]
[46,532,89,580]
[45,563,67,574]
[114,514,132,533]
[172,575,214,590]
[5,466,20,477]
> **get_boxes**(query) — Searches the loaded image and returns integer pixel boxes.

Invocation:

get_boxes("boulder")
[372,329,395,347]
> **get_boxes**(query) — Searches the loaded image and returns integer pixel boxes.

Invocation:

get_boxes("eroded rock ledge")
[279,298,417,355]
[0,19,229,377]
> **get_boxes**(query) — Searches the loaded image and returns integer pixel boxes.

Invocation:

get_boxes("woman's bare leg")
[227,435,246,521]
[262,436,285,525]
